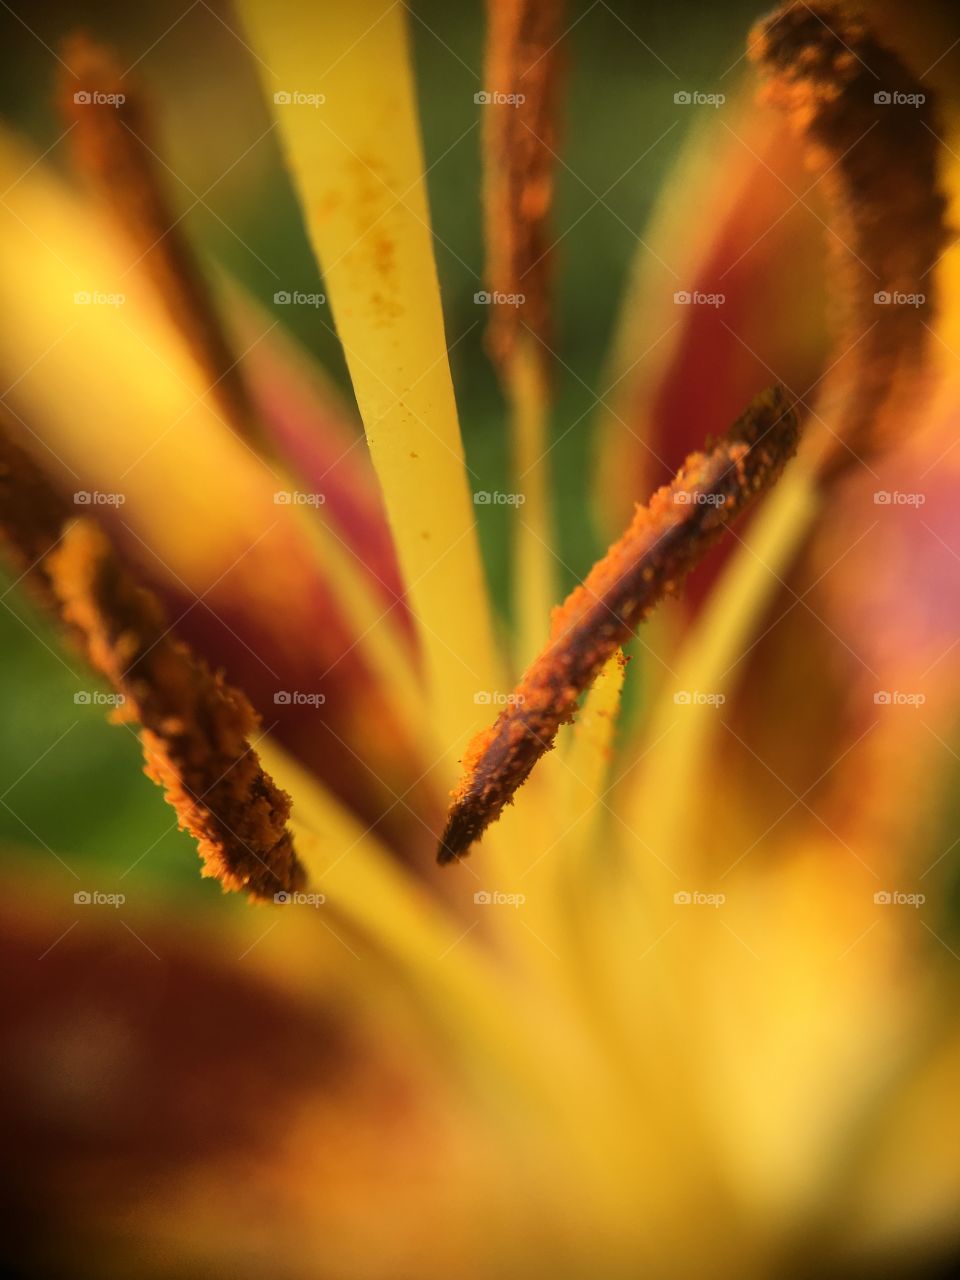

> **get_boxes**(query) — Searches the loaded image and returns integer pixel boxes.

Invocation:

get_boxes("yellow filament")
[506,339,555,664]
[627,458,820,875]
[237,0,505,773]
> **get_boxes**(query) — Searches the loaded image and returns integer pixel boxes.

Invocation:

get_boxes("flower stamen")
[438,386,801,862]
[750,1,950,475]
[482,0,566,661]
[60,33,263,448]
[482,0,565,371]
[47,520,304,898]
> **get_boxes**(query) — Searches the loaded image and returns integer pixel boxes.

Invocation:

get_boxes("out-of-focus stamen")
[750,1,950,476]
[482,0,566,659]
[483,0,564,370]
[60,33,262,447]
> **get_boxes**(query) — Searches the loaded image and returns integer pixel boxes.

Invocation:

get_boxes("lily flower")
[2,1,960,1276]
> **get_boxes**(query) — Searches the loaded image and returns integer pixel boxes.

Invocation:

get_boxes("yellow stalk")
[561,648,627,838]
[215,276,432,755]
[467,655,627,1006]
[507,650,628,943]
[285,499,432,750]
[550,651,628,991]
[491,341,561,914]
[260,739,474,963]
[237,0,504,770]
[506,338,555,664]
[626,457,821,874]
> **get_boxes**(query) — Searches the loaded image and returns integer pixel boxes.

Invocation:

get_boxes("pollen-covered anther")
[46,519,305,900]
[438,386,801,862]
[60,32,261,447]
[749,2,950,474]
[482,0,565,371]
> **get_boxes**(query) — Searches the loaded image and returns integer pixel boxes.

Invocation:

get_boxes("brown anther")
[749,2,950,475]
[46,520,304,900]
[438,386,801,862]
[482,0,565,373]
[60,33,262,447]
